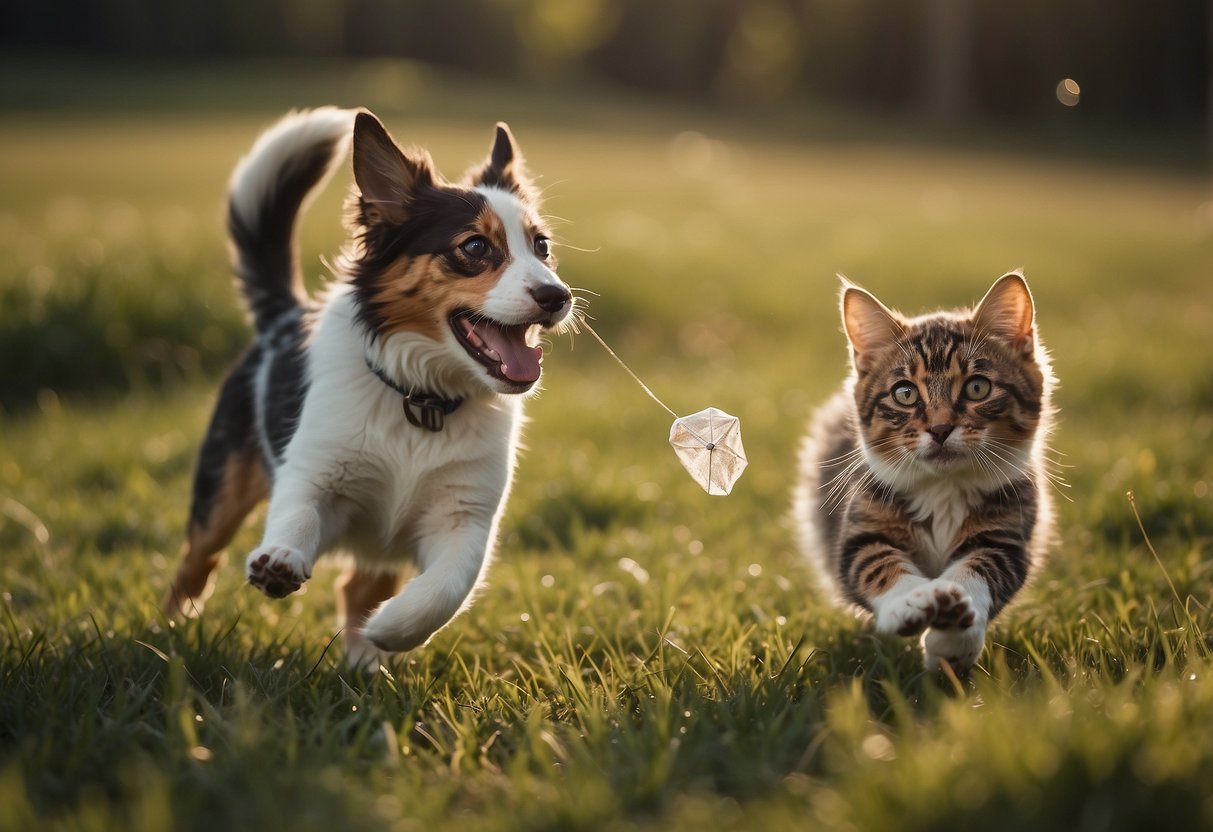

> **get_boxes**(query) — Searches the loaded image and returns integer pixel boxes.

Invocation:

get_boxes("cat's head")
[841,271,1051,486]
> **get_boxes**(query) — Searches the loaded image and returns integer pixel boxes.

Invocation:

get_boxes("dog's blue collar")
[364,358,463,432]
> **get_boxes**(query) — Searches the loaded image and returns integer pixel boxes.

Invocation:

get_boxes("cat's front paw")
[923,622,987,672]
[246,545,311,598]
[928,580,977,630]
[874,585,940,637]
[874,579,976,638]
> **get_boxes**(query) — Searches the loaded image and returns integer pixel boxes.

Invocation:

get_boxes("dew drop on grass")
[618,557,650,584]
[860,734,895,761]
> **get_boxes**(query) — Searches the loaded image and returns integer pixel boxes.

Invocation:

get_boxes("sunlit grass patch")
[2,74,1212,829]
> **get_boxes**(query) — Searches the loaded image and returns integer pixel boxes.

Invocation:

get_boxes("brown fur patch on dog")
[164,452,268,616]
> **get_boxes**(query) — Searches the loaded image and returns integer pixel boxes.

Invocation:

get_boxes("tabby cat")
[793,272,1055,671]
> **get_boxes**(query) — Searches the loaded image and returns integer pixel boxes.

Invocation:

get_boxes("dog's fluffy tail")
[227,107,355,332]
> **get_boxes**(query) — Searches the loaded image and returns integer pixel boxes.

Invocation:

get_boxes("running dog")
[162,108,573,665]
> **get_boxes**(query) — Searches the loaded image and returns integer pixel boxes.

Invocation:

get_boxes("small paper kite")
[669,408,748,496]
[583,323,748,495]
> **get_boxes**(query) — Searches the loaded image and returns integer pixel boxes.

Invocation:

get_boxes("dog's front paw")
[360,592,447,655]
[342,629,386,671]
[246,545,311,598]
[923,621,987,673]
[359,616,430,654]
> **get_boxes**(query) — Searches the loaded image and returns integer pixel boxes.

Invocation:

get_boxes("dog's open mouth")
[450,311,544,386]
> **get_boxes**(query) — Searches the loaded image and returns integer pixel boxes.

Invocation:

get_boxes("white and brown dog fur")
[162,108,572,666]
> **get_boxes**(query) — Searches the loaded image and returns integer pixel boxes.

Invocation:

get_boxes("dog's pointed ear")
[352,111,435,223]
[470,122,534,197]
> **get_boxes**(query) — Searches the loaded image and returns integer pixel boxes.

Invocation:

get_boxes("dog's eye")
[533,236,551,259]
[891,382,919,406]
[459,236,490,259]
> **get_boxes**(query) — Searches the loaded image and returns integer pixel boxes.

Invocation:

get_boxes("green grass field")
[2,62,1211,831]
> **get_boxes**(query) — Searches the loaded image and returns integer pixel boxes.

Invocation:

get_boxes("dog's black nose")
[530,284,571,314]
[927,424,954,444]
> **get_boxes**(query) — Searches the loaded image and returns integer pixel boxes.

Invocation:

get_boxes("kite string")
[579,320,718,448]
[581,322,679,420]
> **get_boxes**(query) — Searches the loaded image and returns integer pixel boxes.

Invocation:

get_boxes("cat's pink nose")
[927,424,954,444]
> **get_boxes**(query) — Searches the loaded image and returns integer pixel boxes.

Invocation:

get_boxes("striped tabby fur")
[794,272,1056,671]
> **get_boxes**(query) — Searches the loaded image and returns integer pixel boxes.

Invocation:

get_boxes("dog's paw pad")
[246,546,310,598]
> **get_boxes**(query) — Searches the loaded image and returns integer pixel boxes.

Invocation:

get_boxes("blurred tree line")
[3,0,1208,125]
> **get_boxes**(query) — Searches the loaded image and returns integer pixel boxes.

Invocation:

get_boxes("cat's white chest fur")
[865,445,994,576]
[905,478,986,576]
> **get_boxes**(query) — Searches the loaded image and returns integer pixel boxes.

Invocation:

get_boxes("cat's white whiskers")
[819,436,901,507]
[971,446,1024,506]
[982,439,1070,502]
[973,441,1031,481]
[815,444,877,466]
[824,458,878,513]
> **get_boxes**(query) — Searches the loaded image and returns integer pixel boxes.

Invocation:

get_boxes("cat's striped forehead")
[886,318,975,377]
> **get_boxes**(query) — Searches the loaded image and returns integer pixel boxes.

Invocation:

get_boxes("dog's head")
[347,111,572,397]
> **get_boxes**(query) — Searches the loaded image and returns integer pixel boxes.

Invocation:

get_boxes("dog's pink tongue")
[480,326,543,383]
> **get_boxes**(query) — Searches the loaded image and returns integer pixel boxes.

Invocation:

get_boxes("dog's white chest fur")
[270,287,521,565]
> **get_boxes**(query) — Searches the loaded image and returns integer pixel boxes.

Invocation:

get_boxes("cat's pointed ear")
[352,111,435,224]
[469,122,534,197]
[842,281,905,374]
[974,270,1035,355]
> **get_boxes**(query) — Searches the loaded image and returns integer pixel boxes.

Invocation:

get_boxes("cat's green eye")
[891,382,919,406]
[965,376,992,401]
